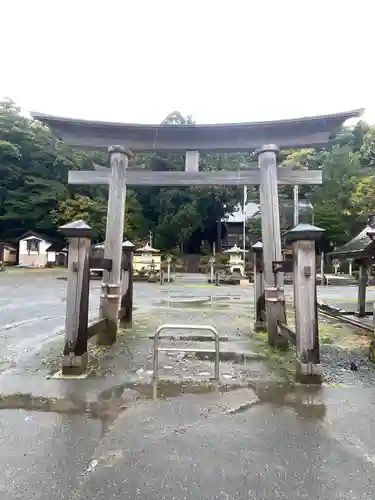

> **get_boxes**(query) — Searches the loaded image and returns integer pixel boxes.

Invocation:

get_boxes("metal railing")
[152,323,220,399]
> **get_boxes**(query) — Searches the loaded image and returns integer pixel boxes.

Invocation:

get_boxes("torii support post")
[258,145,288,348]
[356,260,367,317]
[285,223,325,383]
[370,302,375,361]
[58,220,96,376]
[119,240,135,325]
[98,146,129,345]
[252,241,265,331]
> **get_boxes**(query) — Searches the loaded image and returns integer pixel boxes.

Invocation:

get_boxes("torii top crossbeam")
[31,109,363,151]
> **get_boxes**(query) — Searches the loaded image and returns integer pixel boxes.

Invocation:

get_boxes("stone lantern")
[134,242,161,274]
[223,244,247,276]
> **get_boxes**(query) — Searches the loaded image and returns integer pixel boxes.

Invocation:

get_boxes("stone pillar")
[320,252,326,285]
[348,258,353,277]
[285,223,324,382]
[165,254,172,283]
[258,145,287,348]
[208,255,215,283]
[99,146,129,344]
[58,220,96,375]
[356,260,367,317]
[252,241,265,331]
[333,259,340,275]
[119,240,135,325]
[215,267,220,286]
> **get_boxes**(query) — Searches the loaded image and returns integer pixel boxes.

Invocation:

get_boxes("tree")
[359,126,375,169]
[0,103,73,236]
[348,176,375,218]
[52,195,108,238]
[53,191,147,241]
[313,203,351,247]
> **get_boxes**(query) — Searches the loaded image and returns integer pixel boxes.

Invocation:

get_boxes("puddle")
[0,379,327,429]
[249,381,327,420]
[0,381,242,414]
[154,295,243,310]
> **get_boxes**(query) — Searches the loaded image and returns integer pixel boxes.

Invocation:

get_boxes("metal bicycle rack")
[152,323,220,399]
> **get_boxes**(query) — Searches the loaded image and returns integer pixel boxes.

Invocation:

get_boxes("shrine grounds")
[1,268,375,499]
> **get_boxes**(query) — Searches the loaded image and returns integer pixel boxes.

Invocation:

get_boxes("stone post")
[356,260,367,317]
[252,241,265,331]
[208,255,215,283]
[320,252,326,285]
[370,302,375,361]
[348,258,353,277]
[333,259,340,275]
[215,267,220,286]
[285,223,324,382]
[58,220,96,375]
[166,254,172,283]
[119,240,135,325]
[258,145,287,348]
[99,146,129,344]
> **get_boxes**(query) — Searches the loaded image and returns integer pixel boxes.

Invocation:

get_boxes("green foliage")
[312,203,350,247]
[281,124,375,246]
[52,195,108,237]
[359,125,375,169]
[248,213,262,238]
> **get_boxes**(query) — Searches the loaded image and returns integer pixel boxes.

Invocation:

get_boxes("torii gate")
[32,109,362,351]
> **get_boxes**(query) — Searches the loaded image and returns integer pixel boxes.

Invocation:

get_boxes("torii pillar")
[97,146,130,344]
[258,145,288,348]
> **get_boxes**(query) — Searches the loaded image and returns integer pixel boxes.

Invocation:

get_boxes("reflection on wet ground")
[0,379,326,427]
[155,293,245,310]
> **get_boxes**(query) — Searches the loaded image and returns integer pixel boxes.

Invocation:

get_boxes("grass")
[251,329,297,380]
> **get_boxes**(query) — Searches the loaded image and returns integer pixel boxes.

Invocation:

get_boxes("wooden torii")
[32,110,362,358]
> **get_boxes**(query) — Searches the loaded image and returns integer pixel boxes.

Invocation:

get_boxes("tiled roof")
[222,203,259,224]
[330,226,375,258]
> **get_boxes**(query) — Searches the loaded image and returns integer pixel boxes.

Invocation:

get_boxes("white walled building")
[18,231,54,267]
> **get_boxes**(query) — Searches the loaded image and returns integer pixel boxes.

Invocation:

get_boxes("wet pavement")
[1,270,375,498]
[68,385,375,500]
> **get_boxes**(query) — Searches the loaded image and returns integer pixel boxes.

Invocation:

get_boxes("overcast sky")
[1,1,373,125]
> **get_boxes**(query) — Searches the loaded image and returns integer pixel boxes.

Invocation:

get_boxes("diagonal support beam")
[68,168,322,186]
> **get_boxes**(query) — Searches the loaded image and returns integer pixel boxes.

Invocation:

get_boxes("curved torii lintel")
[31,109,363,151]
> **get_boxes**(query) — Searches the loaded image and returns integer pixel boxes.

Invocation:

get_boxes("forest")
[1,98,374,253]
